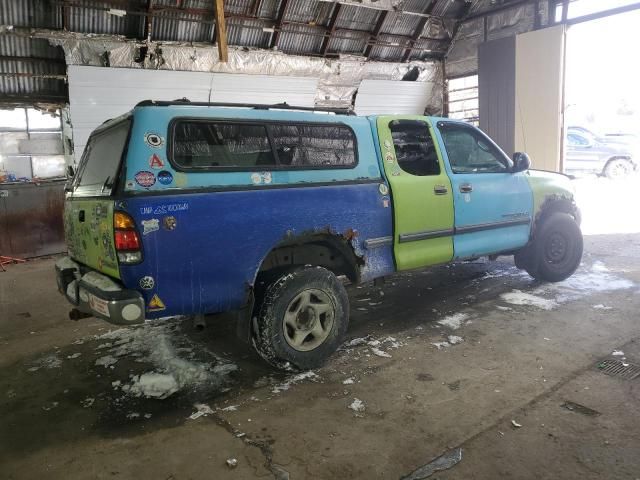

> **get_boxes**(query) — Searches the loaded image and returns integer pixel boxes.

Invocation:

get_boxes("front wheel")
[515,212,583,282]
[253,266,349,370]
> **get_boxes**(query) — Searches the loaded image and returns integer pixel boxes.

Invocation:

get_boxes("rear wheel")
[515,212,583,282]
[604,158,633,180]
[253,266,349,370]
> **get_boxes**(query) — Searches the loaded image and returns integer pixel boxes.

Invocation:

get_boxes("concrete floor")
[2,179,640,480]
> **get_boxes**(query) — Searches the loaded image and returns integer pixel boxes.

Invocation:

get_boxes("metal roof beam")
[320,2,342,56]
[363,9,388,58]
[270,0,290,49]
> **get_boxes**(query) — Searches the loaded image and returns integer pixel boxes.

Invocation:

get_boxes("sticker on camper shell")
[385,153,394,164]
[134,171,156,188]
[384,140,392,149]
[157,170,173,185]
[149,153,165,169]
[250,172,272,185]
[144,132,164,148]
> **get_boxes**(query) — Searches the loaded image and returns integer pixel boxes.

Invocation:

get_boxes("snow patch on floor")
[28,353,62,372]
[349,398,365,413]
[98,320,237,399]
[437,313,469,330]
[370,347,392,358]
[500,290,558,310]
[271,371,319,394]
[447,335,464,345]
[592,304,613,310]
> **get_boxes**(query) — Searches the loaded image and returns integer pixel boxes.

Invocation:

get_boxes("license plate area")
[88,293,110,318]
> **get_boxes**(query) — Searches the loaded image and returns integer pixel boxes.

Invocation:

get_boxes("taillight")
[114,211,142,264]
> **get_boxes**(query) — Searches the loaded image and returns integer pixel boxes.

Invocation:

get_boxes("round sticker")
[139,276,155,290]
[378,183,389,195]
[251,173,262,185]
[134,171,156,188]
[145,132,164,148]
[157,170,173,185]
[384,140,392,149]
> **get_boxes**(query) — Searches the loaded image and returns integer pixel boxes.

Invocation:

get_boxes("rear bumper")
[55,256,145,325]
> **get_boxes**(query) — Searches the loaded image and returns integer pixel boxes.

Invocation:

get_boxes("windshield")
[73,119,131,196]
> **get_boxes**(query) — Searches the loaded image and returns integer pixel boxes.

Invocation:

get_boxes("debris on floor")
[592,304,613,310]
[400,447,463,480]
[561,401,601,417]
[226,458,238,469]
[511,420,523,428]
[447,335,464,345]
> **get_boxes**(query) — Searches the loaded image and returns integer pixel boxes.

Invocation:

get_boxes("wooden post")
[214,0,228,62]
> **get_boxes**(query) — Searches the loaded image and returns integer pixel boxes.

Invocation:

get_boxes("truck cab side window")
[389,120,440,176]
[438,123,512,174]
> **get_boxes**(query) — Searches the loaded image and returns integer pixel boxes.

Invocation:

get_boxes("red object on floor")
[0,255,26,271]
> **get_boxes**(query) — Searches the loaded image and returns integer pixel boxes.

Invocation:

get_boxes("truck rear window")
[171,120,357,170]
[74,119,131,196]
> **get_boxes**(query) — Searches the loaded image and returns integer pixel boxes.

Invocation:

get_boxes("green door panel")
[64,198,120,279]
[376,116,454,271]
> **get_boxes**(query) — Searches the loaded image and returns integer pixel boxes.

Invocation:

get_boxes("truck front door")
[376,116,454,271]
[433,120,533,259]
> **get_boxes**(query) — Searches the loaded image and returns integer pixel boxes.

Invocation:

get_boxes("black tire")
[604,158,633,180]
[519,212,583,282]
[253,266,349,370]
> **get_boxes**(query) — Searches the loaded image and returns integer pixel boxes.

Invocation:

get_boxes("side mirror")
[512,152,531,173]
[67,165,75,178]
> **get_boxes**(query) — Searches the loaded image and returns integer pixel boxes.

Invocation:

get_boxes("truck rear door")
[375,116,455,270]
[64,118,131,279]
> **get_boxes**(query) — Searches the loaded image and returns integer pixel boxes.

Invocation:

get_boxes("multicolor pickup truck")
[56,101,582,369]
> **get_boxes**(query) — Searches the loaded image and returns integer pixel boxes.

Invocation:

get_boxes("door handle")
[460,183,473,193]
[434,185,448,195]
[78,210,85,222]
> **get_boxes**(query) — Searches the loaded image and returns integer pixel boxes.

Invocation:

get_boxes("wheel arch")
[532,195,581,239]
[255,230,362,285]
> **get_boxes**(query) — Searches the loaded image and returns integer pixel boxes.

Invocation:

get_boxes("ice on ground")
[221,405,239,412]
[431,341,450,350]
[612,350,624,356]
[437,313,469,330]
[500,290,558,310]
[123,372,179,399]
[342,377,355,385]
[98,321,237,399]
[496,305,513,312]
[81,397,95,408]
[126,412,140,419]
[28,353,62,372]
[349,398,365,413]
[67,353,82,359]
[345,337,368,347]
[537,263,633,303]
[271,371,319,394]
[448,335,464,345]
[95,355,118,368]
[370,347,392,358]
[189,403,214,420]
[593,304,613,310]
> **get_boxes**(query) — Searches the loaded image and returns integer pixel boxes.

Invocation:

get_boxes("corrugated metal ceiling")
[0,0,533,103]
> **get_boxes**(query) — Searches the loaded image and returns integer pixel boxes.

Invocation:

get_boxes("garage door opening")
[563,1,640,235]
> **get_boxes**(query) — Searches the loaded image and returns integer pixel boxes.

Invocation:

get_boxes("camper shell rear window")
[73,118,131,196]
[169,119,358,171]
